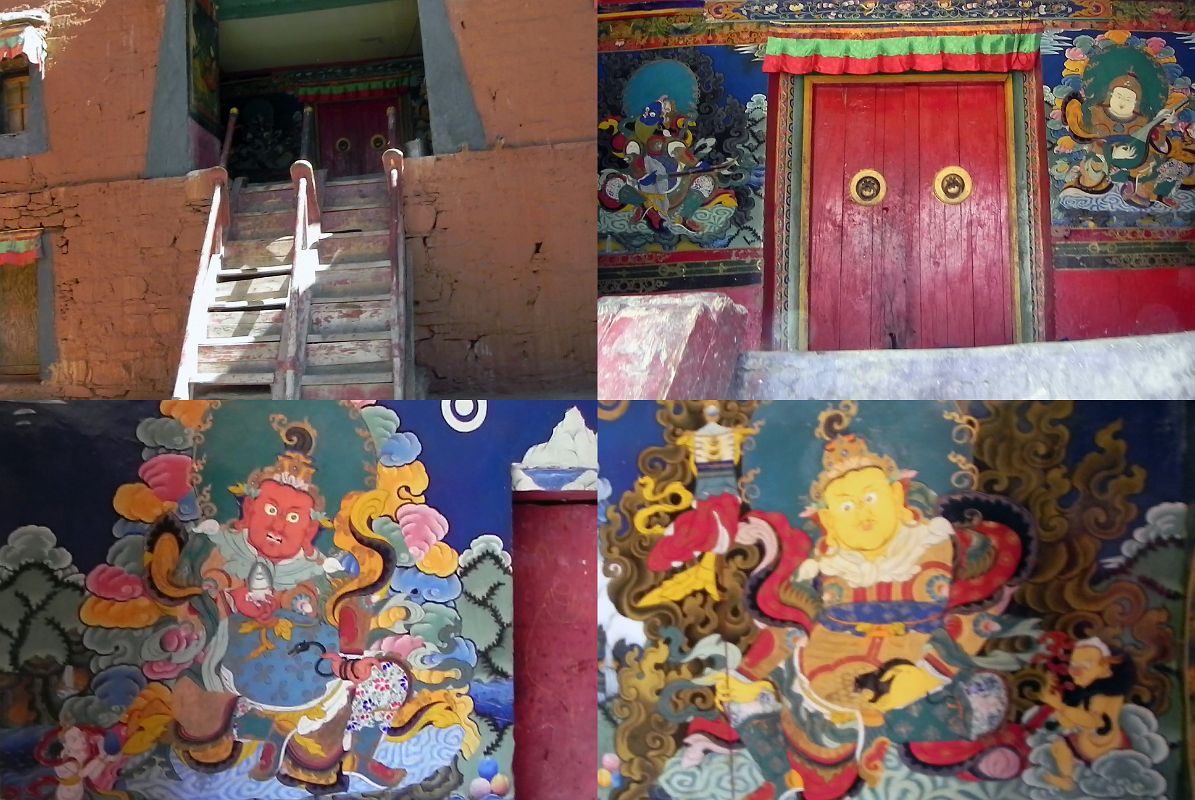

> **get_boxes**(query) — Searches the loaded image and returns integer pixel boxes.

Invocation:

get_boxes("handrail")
[299,106,315,164]
[220,107,239,169]
[173,166,231,398]
[383,147,410,398]
[274,159,322,399]
[386,105,398,148]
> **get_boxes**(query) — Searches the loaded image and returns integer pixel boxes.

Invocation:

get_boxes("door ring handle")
[848,169,886,206]
[933,166,972,204]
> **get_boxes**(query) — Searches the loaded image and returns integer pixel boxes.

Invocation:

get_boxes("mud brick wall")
[403,142,595,396]
[404,0,595,396]
[0,0,165,189]
[0,177,207,399]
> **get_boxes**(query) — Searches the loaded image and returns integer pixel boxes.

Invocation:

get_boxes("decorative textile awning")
[293,78,414,103]
[0,11,49,72]
[0,230,42,267]
[763,32,1040,75]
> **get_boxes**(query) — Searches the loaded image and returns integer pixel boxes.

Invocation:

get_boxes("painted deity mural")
[598,46,767,295]
[0,400,593,800]
[1044,29,1195,267]
[598,400,1192,800]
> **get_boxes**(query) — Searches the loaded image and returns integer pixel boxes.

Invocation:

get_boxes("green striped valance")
[763,32,1040,75]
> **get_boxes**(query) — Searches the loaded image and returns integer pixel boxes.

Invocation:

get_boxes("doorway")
[317,98,397,179]
[803,76,1018,350]
[211,0,428,183]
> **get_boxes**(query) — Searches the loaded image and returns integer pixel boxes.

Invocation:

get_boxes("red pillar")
[512,489,597,800]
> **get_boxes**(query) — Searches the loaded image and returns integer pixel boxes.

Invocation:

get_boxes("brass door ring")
[933,166,973,204]
[848,169,886,206]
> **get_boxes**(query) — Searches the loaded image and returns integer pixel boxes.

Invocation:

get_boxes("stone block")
[598,291,749,399]
[731,332,1195,399]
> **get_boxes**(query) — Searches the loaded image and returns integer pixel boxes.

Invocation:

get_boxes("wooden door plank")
[837,84,879,350]
[808,84,849,350]
[917,84,956,349]
[942,83,974,348]
[959,81,1011,346]
[878,84,913,350]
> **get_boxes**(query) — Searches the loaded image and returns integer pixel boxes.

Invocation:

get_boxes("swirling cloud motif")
[80,597,162,629]
[381,431,423,468]
[138,453,194,503]
[139,620,205,681]
[1078,751,1167,799]
[657,750,766,800]
[105,535,148,574]
[1102,502,1187,570]
[1023,706,1169,800]
[459,534,511,570]
[360,405,425,467]
[416,542,458,578]
[135,416,192,451]
[394,504,450,562]
[113,483,171,523]
[375,634,427,660]
[0,525,77,576]
[158,400,212,432]
[361,405,401,450]
[392,567,463,603]
[82,627,154,673]
[1119,704,1170,764]
[111,518,149,539]
[85,564,144,601]
[60,665,147,728]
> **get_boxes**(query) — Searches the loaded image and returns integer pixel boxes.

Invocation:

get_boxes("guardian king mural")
[0,400,522,800]
[598,401,1191,800]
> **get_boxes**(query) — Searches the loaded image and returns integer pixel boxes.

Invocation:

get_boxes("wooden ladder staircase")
[175,155,412,400]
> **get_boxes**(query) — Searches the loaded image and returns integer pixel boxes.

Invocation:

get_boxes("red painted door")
[317,98,395,178]
[808,80,1014,350]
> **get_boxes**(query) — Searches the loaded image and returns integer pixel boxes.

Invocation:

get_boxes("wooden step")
[317,230,390,263]
[313,265,391,299]
[191,384,274,399]
[208,298,288,311]
[323,177,388,209]
[310,300,392,336]
[231,209,293,239]
[223,236,294,269]
[321,205,390,233]
[190,370,276,385]
[214,273,291,305]
[300,382,394,400]
[306,338,392,368]
[301,369,393,386]
[207,307,286,339]
[217,264,293,280]
[197,340,281,370]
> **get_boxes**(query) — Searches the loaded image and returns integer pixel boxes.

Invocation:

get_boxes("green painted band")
[765,33,1040,60]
